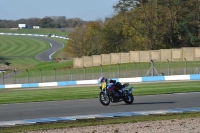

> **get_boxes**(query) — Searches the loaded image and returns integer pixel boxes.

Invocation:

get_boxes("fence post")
[83,66,86,80]
[69,67,72,80]
[166,59,170,75]
[184,58,187,74]
[117,63,120,78]
[39,69,42,83]
[14,69,16,84]
[2,72,4,84]
[100,64,103,76]
[151,60,154,76]
[26,69,29,83]
[134,61,136,77]
[54,68,56,81]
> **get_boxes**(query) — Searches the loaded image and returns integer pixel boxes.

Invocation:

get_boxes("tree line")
[65,0,200,58]
[0,16,86,28]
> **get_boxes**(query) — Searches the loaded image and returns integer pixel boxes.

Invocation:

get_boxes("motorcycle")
[98,81,134,106]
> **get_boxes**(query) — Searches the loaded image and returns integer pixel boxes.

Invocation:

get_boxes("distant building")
[33,26,40,29]
[18,24,40,29]
[26,26,33,29]
[18,24,26,29]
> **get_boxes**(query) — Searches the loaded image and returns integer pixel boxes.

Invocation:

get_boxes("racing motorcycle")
[98,81,134,106]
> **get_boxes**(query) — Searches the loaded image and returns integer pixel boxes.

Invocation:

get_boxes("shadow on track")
[133,101,176,105]
[109,101,176,106]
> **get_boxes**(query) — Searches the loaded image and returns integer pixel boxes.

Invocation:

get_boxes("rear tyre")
[99,92,110,106]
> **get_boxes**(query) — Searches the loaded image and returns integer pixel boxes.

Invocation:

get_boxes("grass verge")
[0,112,199,133]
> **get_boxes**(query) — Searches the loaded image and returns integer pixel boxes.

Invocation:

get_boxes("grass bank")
[0,35,70,70]
[0,36,50,69]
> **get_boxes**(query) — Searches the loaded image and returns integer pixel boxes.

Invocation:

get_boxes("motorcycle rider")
[98,76,134,105]
[98,76,124,93]
[98,76,116,84]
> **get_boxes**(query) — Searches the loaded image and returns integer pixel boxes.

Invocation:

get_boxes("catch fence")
[0,61,200,84]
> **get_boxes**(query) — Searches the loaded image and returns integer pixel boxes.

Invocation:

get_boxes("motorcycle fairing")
[107,83,115,93]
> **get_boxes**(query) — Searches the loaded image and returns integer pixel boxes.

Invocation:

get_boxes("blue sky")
[1,0,119,21]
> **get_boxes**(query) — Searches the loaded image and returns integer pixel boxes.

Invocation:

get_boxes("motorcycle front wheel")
[123,94,134,104]
[99,92,110,106]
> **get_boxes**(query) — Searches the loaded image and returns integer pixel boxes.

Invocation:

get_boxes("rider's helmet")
[98,76,105,83]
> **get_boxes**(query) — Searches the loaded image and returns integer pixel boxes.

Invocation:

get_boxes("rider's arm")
[109,79,116,84]
[99,86,102,90]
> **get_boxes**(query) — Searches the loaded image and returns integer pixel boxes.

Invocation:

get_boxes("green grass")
[0,35,71,71]
[0,28,70,60]
[16,61,73,78]
[0,34,73,82]
[27,61,73,70]
[0,81,199,104]
[0,35,51,69]
[0,36,49,56]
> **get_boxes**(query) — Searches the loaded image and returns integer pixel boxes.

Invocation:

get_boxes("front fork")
[128,87,134,94]
[101,89,109,97]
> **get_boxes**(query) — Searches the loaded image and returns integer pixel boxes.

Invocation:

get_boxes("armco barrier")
[0,74,200,89]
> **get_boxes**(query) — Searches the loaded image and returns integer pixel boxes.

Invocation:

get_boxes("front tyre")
[123,94,134,104]
[99,92,110,106]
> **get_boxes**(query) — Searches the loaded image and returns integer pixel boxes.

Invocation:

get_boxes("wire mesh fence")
[0,61,200,84]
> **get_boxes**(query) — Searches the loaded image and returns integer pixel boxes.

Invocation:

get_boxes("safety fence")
[1,61,200,85]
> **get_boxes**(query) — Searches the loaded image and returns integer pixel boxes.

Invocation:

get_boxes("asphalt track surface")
[34,37,64,62]
[0,92,199,121]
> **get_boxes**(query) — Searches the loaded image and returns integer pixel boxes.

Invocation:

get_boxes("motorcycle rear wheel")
[99,92,110,106]
[123,94,134,104]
